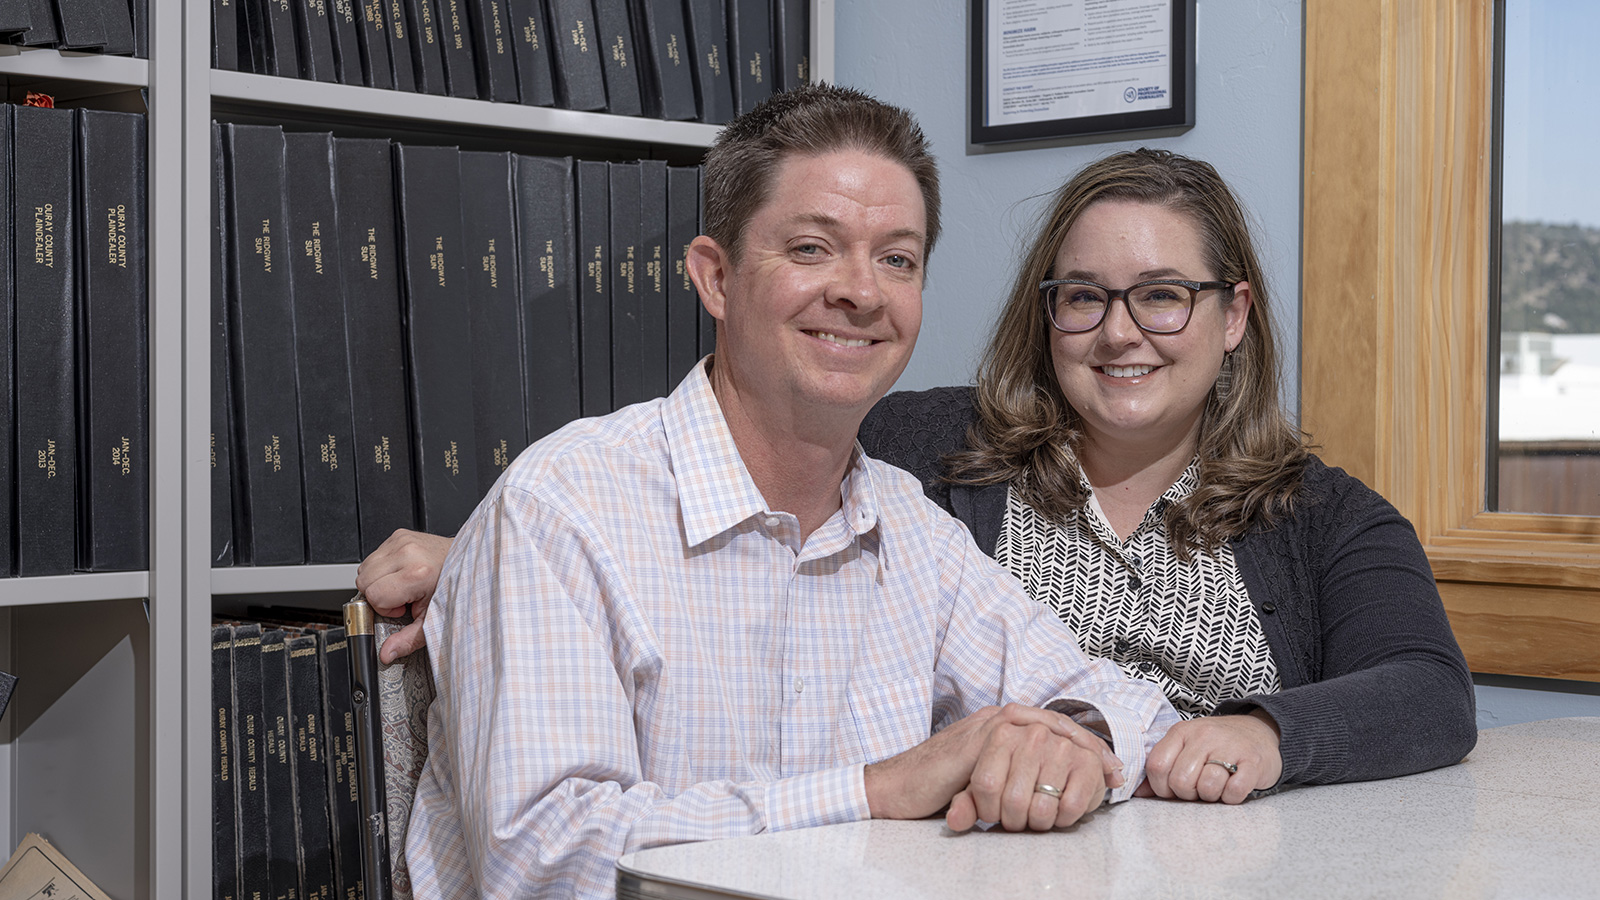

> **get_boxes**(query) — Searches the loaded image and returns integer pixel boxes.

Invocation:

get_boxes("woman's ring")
[1034,783,1064,798]
[1206,759,1239,775]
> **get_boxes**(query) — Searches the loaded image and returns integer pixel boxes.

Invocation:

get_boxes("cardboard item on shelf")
[0,833,114,900]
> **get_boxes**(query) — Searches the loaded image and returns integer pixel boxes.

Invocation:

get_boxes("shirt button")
[793,677,804,694]
[765,516,781,529]
[1128,575,1143,592]
[1114,638,1130,654]
[1127,555,1141,569]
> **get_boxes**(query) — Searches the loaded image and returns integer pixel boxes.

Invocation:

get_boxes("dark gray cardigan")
[859,386,1477,786]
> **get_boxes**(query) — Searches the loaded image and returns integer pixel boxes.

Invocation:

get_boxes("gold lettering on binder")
[430,235,447,286]
[571,18,588,52]
[667,34,680,66]
[708,45,722,77]
[375,435,392,472]
[218,706,231,781]
[111,436,132,476]
[107,204,128,267]
[265,435,283,472]
[751,52,763,83]
[321,434,339,470]
[444,440,461,476]
[34,204,55,268]
[612,35,627,67]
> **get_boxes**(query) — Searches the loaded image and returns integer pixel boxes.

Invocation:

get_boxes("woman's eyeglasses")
[1040,279,1234,335]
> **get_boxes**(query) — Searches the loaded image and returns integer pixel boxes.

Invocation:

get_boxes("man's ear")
[685,235,731,322]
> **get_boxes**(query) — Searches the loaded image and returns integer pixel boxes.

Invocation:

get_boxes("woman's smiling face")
[1048,199,1252,458]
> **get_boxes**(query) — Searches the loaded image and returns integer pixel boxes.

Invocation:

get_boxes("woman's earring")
[1214,350,1235,403]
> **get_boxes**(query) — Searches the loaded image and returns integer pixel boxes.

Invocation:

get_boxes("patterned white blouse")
[994,461,1280,718]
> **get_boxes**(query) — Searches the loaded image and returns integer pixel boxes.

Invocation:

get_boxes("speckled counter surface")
[616,718,1600,899]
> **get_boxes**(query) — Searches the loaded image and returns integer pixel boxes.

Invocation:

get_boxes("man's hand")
[353,529,455,663]
[1141,710,1282,804]
[863,703,1124,833]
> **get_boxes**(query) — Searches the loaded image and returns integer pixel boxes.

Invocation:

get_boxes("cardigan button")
[1262,602,1277,614]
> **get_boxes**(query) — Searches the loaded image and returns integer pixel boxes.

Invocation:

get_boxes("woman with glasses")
[857,148,1476,803]
[357,149,1477,805]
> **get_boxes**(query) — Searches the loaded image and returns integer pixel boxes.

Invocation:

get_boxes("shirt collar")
[1079,457,1202,537]
[662,357,881,548]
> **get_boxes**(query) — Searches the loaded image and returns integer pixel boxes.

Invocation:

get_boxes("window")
[1302,0,1600,682]
[1491,0,1600,517]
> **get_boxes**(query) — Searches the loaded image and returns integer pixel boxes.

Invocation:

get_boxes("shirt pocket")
[844,675,933,764]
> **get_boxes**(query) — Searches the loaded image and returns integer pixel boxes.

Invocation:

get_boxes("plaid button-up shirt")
[407,361,1178,899]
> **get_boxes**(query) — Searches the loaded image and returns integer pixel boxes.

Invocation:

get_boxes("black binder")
[212,625,241,900]
[435,0,480,97]
[725,0,769,115]
[466,0,518,101]
[13,105,78,576]
[608,161,644,408]
[514,155,581,442]
[384,0,417,89]
[682,0,733,123]
[211,123,238,567]
[401,0,449,94]
[77,109,150,572]
[772,0,807,91]
[544,0,607,110]
[94,0,139,55]
[0,108,14,577]
[287,633,337,900]
[394,143,480,536]
[291,0,339,81]
[591,0,641,115]
[326,0,365,83]
[333,137,418,556]
[575,159,611,416]
[355,0,396,88]
[223,124,307,566]
[284,132,361,564]
[52,0,108,50]
[13,0,55,46]
[231,623,272,900]
[665,164,701,386]
[638,159,669,399]
[504,0,556,106]
[259,629,301,900]
[461,151,527,492]
[629,0,696,120]
[319,626,364,900]
[214,0,240,67]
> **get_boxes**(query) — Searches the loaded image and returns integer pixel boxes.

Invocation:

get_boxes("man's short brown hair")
[700,83,941,268]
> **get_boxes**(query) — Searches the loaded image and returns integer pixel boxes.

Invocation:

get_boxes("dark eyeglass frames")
[1040,279,1235,335]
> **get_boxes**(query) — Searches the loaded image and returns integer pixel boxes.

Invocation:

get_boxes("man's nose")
[826,252,885,312]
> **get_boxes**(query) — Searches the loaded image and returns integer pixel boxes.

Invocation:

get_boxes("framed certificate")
[970,0,1196,146]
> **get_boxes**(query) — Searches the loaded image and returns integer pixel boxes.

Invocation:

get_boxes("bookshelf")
[1,2,835,898]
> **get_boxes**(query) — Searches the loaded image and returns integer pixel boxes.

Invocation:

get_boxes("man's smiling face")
[701,148,928,424]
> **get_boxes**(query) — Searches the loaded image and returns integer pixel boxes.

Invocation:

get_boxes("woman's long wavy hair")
[947,148,1310,557]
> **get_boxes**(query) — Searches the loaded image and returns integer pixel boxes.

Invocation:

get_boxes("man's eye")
[793,243,821,255]
[884,254,914,269]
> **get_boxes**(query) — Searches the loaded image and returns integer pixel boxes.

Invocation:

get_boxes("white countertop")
[616,717,1600,899]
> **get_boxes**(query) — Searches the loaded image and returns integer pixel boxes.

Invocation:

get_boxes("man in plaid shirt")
[385,84,1179,900]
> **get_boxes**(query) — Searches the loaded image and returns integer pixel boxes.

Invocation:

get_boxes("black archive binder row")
[3,0,145,56]
[213,121,708,568]
[2,103,150,578]
[212,0,809,123]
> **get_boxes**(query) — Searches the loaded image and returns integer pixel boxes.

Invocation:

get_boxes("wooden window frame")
[1302,0,1600,681]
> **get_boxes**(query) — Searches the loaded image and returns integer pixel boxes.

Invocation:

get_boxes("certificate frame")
[969,0,1197,146]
